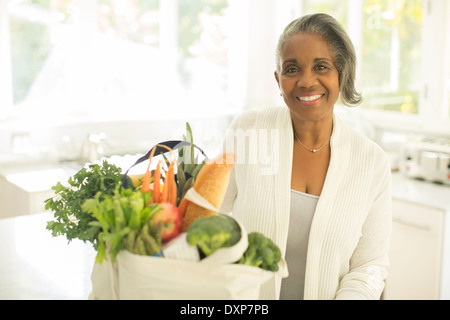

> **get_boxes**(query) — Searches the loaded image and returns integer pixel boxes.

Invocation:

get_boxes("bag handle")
[122,140,207,188]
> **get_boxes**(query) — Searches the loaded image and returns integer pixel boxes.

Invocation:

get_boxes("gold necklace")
[293,131,331,153]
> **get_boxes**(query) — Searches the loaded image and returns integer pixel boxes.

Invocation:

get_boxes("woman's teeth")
[297,94,323,101]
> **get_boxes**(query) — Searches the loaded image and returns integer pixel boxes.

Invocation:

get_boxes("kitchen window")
[360,0,422,115]
[0,0,238,121]
[301,0,450,131]
[299,0,424,114]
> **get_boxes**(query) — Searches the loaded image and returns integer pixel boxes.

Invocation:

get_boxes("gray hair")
[275,13,362,106]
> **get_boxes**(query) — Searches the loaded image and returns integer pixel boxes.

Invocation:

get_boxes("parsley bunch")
[45,160,128,250]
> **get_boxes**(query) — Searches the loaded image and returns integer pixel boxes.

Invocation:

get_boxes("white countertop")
[391,172,450,213]
[0,212,96,300]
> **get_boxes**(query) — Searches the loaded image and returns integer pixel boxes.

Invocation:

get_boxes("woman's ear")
[274,70,280,88]
[275,71,283,97]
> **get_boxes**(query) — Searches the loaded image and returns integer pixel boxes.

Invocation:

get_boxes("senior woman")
[220,13,392,300]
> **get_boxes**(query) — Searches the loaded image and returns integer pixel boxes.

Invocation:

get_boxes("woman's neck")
[292,116,333,146]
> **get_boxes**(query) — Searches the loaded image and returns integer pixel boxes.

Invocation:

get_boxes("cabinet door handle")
[392,217,430,232]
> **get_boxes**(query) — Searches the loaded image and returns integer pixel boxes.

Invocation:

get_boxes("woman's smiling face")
[275,32,340,123]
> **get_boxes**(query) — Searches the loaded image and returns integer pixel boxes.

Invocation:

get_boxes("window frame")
[345,0,450,136]
[292,0,450,136]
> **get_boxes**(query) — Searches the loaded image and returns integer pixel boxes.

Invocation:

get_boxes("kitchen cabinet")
[382,174,450,300]
[383,199,445,299]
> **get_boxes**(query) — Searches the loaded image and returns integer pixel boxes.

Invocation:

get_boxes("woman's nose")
[296,69,316,88]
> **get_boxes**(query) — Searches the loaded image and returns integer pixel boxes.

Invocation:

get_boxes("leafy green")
[176,122,206,204]
[45,160,129,249]
[82,186,162,263]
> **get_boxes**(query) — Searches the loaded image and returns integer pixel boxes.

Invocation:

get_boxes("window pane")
[9,0,233,117]
[177,0,230,109]
[303,0,348,25]
[361,0,422,114]
[9,0,70,105]
[95,0,231,113]
[97,0,160,47]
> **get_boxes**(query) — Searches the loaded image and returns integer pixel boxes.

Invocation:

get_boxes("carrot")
[141,144,177,206]
[178,197,189,217]
[141,165,152,194]
[161,161,174,203]
[153,160,162,203]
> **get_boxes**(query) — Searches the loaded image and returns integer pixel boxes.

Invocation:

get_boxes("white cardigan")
[220,106,392,300]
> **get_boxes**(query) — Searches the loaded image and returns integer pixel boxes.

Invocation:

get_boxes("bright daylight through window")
[5,0,235,119]
[0,0,449,131]
[303,0,423,114]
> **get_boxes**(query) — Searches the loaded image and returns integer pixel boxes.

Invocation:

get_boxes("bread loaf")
[182,152,235,231]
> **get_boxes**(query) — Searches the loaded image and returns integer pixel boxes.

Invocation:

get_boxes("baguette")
[181,152,235,231]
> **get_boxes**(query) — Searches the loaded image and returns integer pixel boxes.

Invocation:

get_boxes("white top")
[220,106,392,300]
[280,190,319,300]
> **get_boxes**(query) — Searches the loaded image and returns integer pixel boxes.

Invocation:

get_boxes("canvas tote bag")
[89,141,288,300]
[89,197,287,300]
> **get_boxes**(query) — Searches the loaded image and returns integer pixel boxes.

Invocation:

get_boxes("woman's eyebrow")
[282,59,297,67]
[314,57,333,63]
[282,57,333,67]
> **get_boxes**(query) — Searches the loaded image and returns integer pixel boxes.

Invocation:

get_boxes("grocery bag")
[116,210,287,300]
[117,249,286,300]
[89,140,288,300]
[89,212,287,300]
[88,255,119,300]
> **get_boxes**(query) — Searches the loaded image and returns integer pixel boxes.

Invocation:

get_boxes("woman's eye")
[315,65,329,71]
[285,67,298,74]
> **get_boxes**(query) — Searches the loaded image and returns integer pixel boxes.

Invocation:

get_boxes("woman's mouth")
[296,94,325,105]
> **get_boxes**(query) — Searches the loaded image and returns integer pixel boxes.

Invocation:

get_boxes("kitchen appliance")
[400,138,450,186]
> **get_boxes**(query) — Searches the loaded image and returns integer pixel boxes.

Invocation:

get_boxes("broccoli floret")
[237,232,282,271]
[186,215,241,257]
